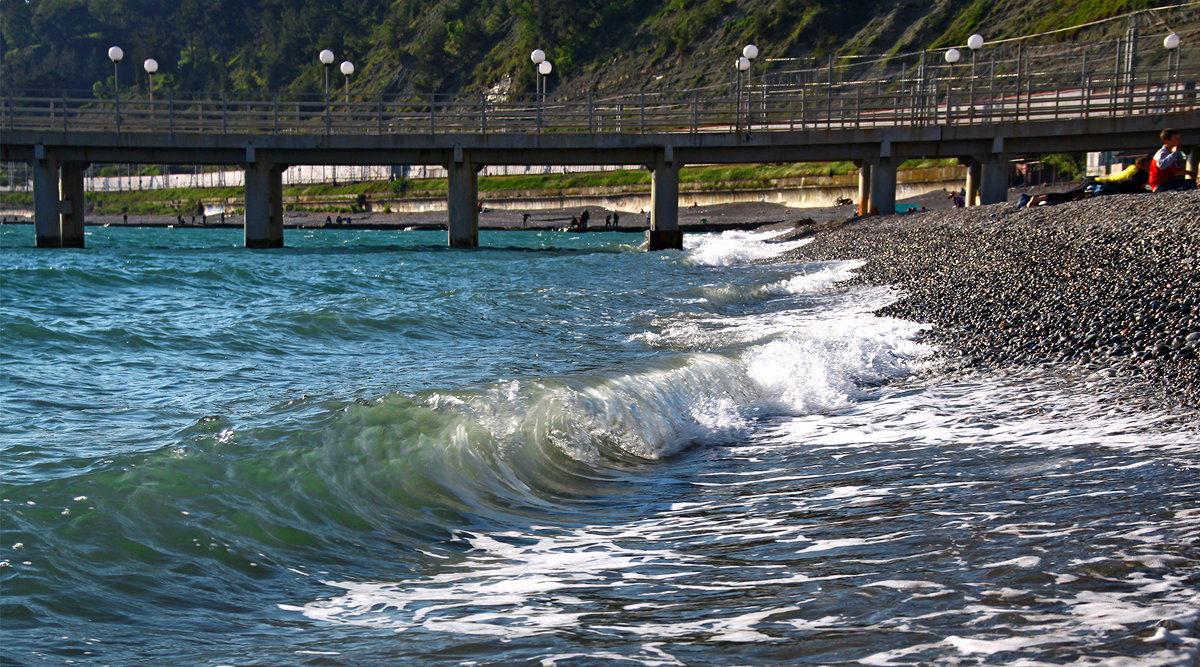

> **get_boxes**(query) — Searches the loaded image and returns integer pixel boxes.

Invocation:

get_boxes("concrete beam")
[32,154,61,248]
[244,162,284,248]
[980,154,1010,205]
[447,157,479,247]
[871,157,897,216]
[647,150,682,251]
[60,162,87,248]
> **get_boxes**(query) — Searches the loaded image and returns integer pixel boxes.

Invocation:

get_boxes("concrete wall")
[369,166,967,215]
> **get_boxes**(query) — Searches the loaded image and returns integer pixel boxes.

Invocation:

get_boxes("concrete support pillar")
[60,162,87,248]
[447,156,479,248]
[964,159,982,207]
[32,155,61,248]
[870,157,897,216]
[647,149,682,251]
[244,162,284,248]
[980,154,1010,205]
[856,161,872,216]
[1188,147,1199,181]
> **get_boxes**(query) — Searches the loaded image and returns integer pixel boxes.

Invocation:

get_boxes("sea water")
[1,225,1196,665]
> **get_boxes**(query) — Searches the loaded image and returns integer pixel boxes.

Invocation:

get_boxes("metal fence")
[3,68,1196,138]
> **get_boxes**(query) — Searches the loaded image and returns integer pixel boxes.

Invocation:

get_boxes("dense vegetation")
[1,0,1184,97]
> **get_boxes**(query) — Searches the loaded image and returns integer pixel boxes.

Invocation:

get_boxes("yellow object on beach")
[1094,164,1140,183]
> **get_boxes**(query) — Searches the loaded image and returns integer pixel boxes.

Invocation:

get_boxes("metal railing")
[2,65,1197,138]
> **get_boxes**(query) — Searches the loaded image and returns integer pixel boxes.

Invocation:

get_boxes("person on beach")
[612,211,619,227]
[1149,128,1196,192]
[579,209,590,231]
[1018,157,1151,208]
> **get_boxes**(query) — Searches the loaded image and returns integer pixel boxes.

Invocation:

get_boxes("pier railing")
[2,62,1197,136]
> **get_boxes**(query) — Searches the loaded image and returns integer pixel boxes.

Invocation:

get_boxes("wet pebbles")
[782,190,1200,410]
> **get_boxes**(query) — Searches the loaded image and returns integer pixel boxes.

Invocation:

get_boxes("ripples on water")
[1,225,1197,665]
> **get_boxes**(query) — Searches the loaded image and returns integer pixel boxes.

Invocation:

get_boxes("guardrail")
[2,66,1197,137]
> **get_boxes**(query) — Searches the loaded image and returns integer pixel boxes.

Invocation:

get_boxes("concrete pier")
[60,162,87,248]
[871,157,897,216]
[5,110,1195,249]
[244,162,284,248]
[857,161,872,215]
[965,159,982,207]
[647,150,682,251]
[32,153,61,248]
[447,155,480,247]
[980,154,1010,205]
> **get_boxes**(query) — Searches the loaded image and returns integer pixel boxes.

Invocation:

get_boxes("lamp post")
[537,60,552,129]
[944,47,960,123]
[319,49,335,98]
[736,55,750,132]
[1165,32,1181,81]
[531,49,547,128]
[108,46,123,130]
[742,44,758,131]
[967,34,983,118]
[144,58,158,103]
[319,49,334,133]
[340,61,354,104]
[532,47,547,97]
[538,59,552,101]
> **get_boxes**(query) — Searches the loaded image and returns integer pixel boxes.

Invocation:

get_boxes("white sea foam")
[280,228,1199,665]
[683,229,813,267]
[761,260,865,296]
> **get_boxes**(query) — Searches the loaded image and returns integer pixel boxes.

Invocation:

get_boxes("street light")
[144,58,158,103]
[944,48,960,124]
[319,49,335,99]
[736,56,750,132]
[531,49,546,100]
[1164,32,1181,87]
[538,59,552,103]
[741,43,758,88]
[741,45,758,132]
[340,60,354,104]
[108,46,124,130]
[965,35,983,117]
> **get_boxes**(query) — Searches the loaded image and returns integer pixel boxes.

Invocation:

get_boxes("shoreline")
[0,196,951,233]
[781,189,1200,412]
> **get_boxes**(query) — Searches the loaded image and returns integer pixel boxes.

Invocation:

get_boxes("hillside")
[1,0,1194,99]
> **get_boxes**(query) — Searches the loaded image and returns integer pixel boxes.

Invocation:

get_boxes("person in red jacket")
[1149,128,1196,192]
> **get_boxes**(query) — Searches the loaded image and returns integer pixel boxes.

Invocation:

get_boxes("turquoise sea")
[1,224,1197,665]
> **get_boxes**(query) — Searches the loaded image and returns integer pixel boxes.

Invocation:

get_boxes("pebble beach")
[783,190,1200,411]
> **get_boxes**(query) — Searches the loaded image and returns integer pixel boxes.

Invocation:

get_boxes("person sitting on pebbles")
[1017,157,1152,208]
[1149,128,1197,192]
